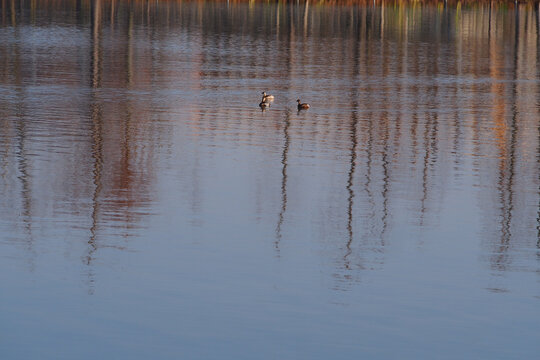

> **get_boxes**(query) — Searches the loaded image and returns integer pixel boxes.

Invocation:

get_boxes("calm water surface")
[1,1,539,358]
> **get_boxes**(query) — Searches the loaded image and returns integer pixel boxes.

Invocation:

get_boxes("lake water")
[1,0,539,358]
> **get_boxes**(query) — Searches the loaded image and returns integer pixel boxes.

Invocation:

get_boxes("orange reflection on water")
[0,0,538,289]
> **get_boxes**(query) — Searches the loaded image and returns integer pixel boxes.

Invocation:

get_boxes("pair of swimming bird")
[259,91,310,110]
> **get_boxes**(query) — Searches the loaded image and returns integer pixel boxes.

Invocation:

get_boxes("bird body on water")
[259,97,270,109]
[297,99,310,110]
[262,91,274,102]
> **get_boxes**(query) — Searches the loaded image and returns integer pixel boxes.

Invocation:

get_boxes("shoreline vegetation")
[2,0,539,26]
[1,0,540,7]
[1,0,539,24]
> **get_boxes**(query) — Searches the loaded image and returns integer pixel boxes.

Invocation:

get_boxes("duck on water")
[262,91,274,102]
[259,99,270,109]
[297,99,310,110]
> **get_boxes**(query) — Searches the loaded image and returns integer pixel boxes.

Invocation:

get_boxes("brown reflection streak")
[30,0,36,24]
[419,31,441,225]
[15,90,34,267]
[344,109,358,268]
[10,0,15,26]
[361,10,376,238]
[489,1,507,265]
[430,111,439,176]
[493,97,517,270]
[0,117,10,181]
[364,111,376,238]
[91,0,102,89]
[410,94,419,165]
[115,5,135,225]
[127,4,134,86]
[275,111,291,254]
[452,87,462,168]
[88,100,103,266]
[343,28,362,269]
[303,0,309,36]
[419,113,432,225]
[12,17,35,268]
[87,0,103,274]
[378,4,390,243]
[420,95,439,227]
[111,0,116,26]
[537,2,540,248]
[377,112,390,244]
[492,8,520,271]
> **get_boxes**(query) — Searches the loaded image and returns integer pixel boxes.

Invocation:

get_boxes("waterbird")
[259,99,270,109]
[297,99,310,110]
[262,91,274,102]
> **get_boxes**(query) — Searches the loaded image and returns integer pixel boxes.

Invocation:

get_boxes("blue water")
[1,1,539,359]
